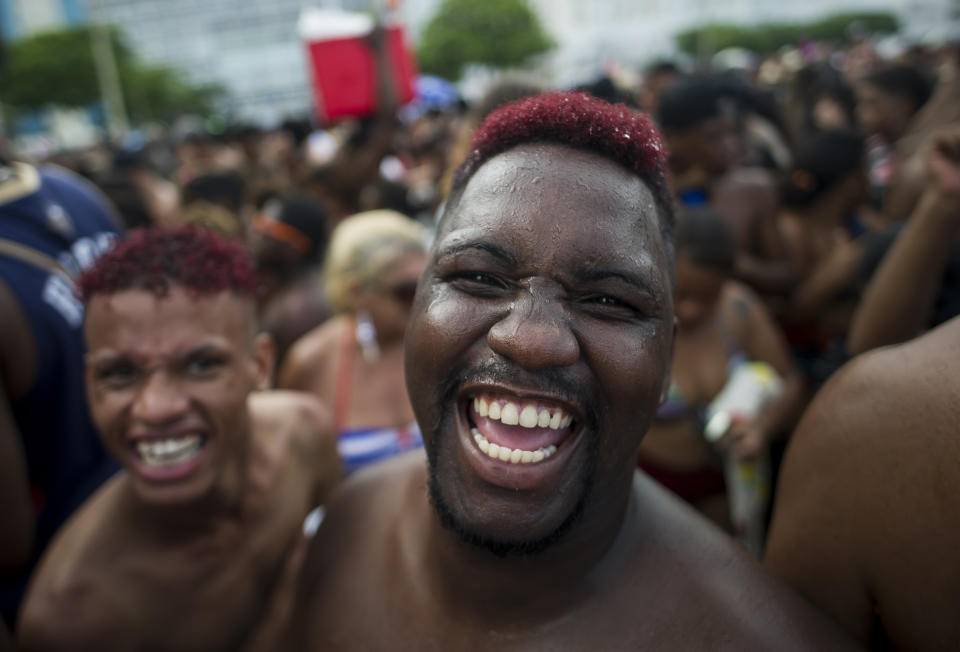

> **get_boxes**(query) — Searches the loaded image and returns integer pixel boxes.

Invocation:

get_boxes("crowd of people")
[1,25,959,651]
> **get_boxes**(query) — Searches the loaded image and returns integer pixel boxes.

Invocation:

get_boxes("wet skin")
[287,144,860,650]
[406,143,674,550]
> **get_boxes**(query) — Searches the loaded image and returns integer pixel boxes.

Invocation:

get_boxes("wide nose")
[487,288,579,370]
[131,371,189,425]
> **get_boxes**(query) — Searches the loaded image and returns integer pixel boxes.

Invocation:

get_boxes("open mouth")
[134,435,205,468]
[464,392,580,466]
[129,433,209,481]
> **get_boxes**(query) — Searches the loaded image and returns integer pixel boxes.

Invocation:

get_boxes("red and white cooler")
[299,8,417,123]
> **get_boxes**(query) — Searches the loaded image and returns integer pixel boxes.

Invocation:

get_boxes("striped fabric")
[338,422,422,474]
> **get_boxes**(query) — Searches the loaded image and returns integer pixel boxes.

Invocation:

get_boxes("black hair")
[781,129,865,207]
[94,173,153,230]
[574,76,637,108]
[657,76,734,131]
[645,60,681,77]
[862,64,935,111]
[674,208,736,274]
[263,193,329,262]
[470,81,541,123]
[181,171,247,216]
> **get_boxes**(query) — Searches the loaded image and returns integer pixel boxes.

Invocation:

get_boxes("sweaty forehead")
[438,144,667,270]
[447,144,655,226]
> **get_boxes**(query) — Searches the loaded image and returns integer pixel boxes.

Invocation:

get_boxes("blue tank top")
[0,164,120,623]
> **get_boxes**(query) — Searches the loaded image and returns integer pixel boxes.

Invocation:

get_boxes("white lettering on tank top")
[43,274,83,328]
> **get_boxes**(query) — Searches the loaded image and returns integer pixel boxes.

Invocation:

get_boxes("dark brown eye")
[97,362,137,386]
[186,356,225,376]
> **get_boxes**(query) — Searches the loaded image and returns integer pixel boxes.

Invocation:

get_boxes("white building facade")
[90,0,960,124]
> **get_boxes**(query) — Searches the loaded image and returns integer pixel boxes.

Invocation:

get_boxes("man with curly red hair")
[17,226,340,651]
[284,93,856,649]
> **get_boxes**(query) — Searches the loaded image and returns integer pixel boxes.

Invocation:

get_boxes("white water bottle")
[704,362,782,556]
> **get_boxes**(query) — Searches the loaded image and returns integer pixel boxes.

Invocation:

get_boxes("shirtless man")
[17,226,340,651]
[766,315,960,650]
[285,92,857,650]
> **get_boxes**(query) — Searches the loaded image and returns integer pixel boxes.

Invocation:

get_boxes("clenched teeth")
[472,428,556,464]
[135,435,203,468]
[474,397,572,430]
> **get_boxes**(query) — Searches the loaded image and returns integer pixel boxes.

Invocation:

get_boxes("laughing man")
[284,93,858,650]
[17,226,339,651]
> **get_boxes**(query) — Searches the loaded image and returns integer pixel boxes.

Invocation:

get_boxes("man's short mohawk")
[450,91,673,230]
[79,225,258,301]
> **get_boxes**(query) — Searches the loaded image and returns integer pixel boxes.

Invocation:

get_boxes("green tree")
[676,12,900,57]
[0,27,111,109]
[0,26,223,124]
[417,0,553,81]
[123,64,224,123]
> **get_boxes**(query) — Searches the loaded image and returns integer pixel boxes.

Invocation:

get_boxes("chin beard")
[426,463,594,557]
[424,364,601,558]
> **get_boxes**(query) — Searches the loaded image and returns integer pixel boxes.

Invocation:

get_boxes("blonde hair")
[324,210,428,314]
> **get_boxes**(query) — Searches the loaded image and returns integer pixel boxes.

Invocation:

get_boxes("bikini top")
[333,318,423,474]
[656,321,747,423]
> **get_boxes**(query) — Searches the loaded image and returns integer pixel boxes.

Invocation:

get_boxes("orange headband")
[253,215,314,254]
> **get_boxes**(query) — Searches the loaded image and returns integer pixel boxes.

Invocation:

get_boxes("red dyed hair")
[448,92,674,239]
[79,225,258,301]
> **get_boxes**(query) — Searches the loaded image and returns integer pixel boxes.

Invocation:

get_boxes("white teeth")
[475,397,573,431]
[549,411,562,429]
[135,435,202,468]
[519,405,538,428]
[500,403,519,426]
[470,428,559,465]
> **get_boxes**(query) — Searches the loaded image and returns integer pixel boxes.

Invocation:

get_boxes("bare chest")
[87,535,274,652]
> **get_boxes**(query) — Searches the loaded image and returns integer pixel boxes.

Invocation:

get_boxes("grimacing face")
[85,286,273,506]
[405,143,674,554]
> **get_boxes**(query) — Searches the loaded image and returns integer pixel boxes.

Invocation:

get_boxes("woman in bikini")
[279,210,428,474]
[638,209,804,530]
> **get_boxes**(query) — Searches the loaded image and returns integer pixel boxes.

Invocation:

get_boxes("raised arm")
[320,22,399,198]
[847,128,960,355]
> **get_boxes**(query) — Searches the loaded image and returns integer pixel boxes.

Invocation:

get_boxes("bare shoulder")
[249,390,340,503]
[722,280,763,316]
[18,479,132,651]
[721,281,767,339]
[312,450,425,541]
[18,570,131,652]
[296,451,425,588]
[774,317,960,474]
[276,316,346,390]
[766,317,960,646]
[250,390,333,450]
[629,475,858,650]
